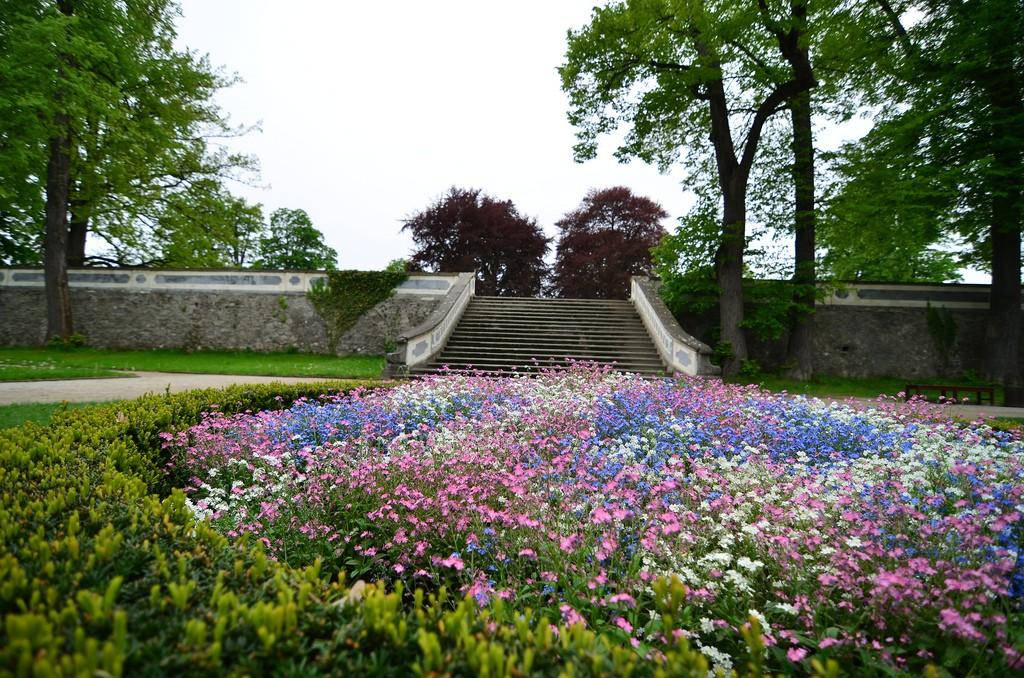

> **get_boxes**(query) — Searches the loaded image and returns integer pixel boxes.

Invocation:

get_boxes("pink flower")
[614,617,633,634]
[559,604,585,627]
[435,553,465,571]
[608,593,636,607]
[787,647,808,662]
[518,548,537,559]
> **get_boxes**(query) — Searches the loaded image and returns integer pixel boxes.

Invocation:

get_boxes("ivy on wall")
[307,270,409,352]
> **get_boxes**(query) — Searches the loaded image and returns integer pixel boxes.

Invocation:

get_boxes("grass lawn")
[740,373,1004,402]
[0,347,385,381]
[0,364,126,381]
[739,373,1022,429]
[0,401,103,429]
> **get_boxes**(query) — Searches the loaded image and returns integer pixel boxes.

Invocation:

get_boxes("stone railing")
[630,276,718,376]
[0,267,460,296]
[820,282,999,309]
[386,272,476,376]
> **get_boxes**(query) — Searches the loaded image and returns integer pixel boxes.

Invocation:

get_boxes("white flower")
[736,556,763,572]
[699,617,715,634]
[748,608,769,631]
[702,551,733,566]
[725,570,752,592]
[773,602,798,616]
[696,642,733,672]
[845,536,863,548]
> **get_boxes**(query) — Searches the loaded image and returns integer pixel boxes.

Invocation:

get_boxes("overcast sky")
[174,1,986,282]
[173,1,690,269]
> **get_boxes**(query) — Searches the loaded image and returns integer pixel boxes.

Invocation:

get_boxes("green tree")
[818,133,962,282]
[0,215,42,266]
[0,0,256,338]
[152,184,265,268]
[835,0,1023,396]
[561,0,816,376]
[256,208,338,271]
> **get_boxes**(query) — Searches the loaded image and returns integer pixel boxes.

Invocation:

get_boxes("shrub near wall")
[0,381,780,676]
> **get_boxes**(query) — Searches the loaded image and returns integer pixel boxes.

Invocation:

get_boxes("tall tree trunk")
[983,149,1021,402]
[716,185,749,377]
[980,17,1022,404]
[44,115,73,341]
[783,89,816,380]
[692,30,812,378]
[983,204,1021,395]
[45,0,75,340]
[703,58,749,379]
[67,199,87,267]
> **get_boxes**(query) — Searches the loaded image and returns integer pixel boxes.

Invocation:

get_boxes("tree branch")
[875,0,915,56]
[648,59,711,100]
[739,79,811,176]
[728,40,780,82]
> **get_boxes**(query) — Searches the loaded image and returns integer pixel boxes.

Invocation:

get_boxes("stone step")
[458,319,639,328]
[449,328,652,339]
[440,338,659,352]
[459,315,641,324]
[471,296,632,306]
[408,294,665,377]
[412,359,665,374]
[434,349,664,364]
[409,365,665,377]
[462,313,638,323]
[444,337,658,349]
[466,300,634,309]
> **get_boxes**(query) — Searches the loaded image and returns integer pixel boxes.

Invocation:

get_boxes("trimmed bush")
[0,380,786,676]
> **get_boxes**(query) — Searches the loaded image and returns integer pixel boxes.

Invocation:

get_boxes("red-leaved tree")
[550,187,668,298]
[403,187,549,296]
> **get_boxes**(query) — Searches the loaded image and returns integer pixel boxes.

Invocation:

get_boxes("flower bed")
[170,367,1024,674]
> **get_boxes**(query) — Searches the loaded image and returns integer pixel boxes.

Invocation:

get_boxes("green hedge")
[0,381,819,676]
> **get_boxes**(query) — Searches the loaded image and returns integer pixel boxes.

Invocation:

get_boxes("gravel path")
[0,372,339,405]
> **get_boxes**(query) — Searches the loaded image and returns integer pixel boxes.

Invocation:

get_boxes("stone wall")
[3,271,1020,378]
[0,269,456,355]
[769,305,1001,379]
[673,282,1023,379]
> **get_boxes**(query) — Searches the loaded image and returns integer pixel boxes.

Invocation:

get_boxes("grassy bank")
[0,401,103,429]
[740,373,1004,402]
[0,364,125,381]
[0,347,385,381]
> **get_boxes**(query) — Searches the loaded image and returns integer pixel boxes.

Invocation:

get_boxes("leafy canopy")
[551,187,667,299]
[402,187,549,297]
[0,0,259,267]
[256,208,338,271]
[821,0,1024,279]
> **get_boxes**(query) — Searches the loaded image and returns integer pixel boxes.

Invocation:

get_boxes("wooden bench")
[904,383,995,405]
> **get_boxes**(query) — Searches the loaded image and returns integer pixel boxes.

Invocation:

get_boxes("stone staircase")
[408,296,666,376]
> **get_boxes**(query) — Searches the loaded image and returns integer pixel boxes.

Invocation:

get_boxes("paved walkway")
[0,372,336,405]
[859,399,1024,420]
